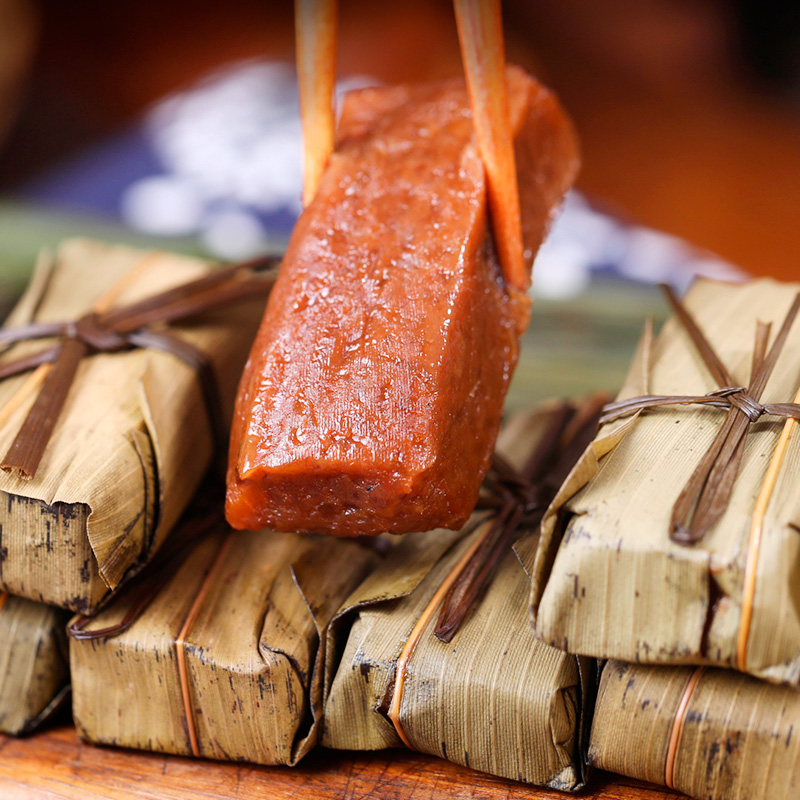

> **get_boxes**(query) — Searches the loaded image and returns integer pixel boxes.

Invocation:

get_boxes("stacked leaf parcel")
[69,518,375,764]
[523,277,800,797]
[323,399,604,790]
[0,593,70,735]
[0,238,274,733]
[590,661,800,799]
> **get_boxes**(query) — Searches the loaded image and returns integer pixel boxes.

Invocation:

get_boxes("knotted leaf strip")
[601,285,800,544]
[0,256,279,479]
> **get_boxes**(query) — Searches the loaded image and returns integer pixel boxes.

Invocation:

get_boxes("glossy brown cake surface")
[226,66,578,535]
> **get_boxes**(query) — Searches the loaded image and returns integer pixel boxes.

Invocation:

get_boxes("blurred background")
[1,0,798,266]
[0,0,797,399]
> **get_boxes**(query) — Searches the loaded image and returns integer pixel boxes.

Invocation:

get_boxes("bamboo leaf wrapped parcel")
[69,521,374,764]
[525,278,800,686]
[0,239,272,613]
[0,592,70,736]
[323,403,599,790]
[589,661,800,800]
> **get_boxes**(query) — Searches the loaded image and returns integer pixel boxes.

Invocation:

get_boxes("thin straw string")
[665,667,705,790]
[736,385,800,671]
[386,519,496,748]
[175,533,235,758]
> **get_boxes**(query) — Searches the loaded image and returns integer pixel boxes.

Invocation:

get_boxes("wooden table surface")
[0,726,688,800]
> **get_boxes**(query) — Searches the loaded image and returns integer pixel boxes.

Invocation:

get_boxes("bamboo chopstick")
[454,0,526,292]
[295,0,338,207]
[294,0,525,289]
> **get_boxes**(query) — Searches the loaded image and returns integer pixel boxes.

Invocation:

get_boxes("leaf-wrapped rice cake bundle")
[526,278,800,686]
[323,404,596,790]
[69,523,374,764]
[590,661,800,800]
[0,593,70,736]
[0,239,269,613]
[226,66,578,537]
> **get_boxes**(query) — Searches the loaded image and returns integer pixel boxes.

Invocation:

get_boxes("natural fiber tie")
[0,256,279,480]
[600,285,800,545]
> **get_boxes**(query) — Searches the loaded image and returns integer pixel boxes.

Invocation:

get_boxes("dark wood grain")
[0,726,687,800]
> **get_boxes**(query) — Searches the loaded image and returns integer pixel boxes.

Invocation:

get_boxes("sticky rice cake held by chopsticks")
[227,66,578,536]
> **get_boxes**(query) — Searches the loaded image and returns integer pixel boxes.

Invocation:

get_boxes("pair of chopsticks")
[294,0,527,292]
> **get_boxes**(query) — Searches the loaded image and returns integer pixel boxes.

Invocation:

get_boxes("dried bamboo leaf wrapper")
[0,239,266,613]
[527,278,800,685]
[323,405,593,790]
[323,526,473,750]
[69,526,374,765]
[590,661,800,800]
[396,548,589,789]
[0,594,70,736]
